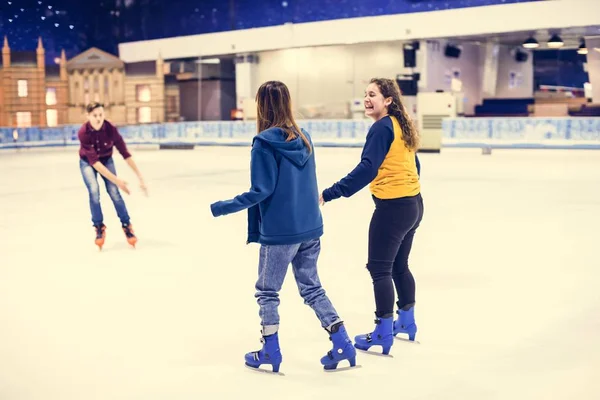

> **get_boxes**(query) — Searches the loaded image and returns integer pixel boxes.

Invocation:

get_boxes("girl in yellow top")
[320,78,423,355]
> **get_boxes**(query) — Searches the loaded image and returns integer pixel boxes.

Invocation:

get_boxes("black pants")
[367,193,424,318]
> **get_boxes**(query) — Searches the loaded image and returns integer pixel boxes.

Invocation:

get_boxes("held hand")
[116,178,131,195]
[319,193,325,206]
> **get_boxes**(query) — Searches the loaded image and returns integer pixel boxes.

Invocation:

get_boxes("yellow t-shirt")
[321,115,420,202]
[369,115,420,199]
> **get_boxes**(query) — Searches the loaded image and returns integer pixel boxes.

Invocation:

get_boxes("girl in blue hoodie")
[210,81,356,373]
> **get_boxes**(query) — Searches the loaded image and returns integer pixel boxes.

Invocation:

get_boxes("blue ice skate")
[354,316,394,355]
[320,322,357,371]
[393,305,417,342]
[244,332,282,373]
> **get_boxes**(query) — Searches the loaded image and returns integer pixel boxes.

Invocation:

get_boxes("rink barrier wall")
[1,117,600,150]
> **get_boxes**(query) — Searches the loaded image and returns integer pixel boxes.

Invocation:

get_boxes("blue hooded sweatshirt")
[210,127,323,245]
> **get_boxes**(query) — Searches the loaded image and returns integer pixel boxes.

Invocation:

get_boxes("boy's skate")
[94,224,106,250]
[320,322,359,372]
[122,224,137,247]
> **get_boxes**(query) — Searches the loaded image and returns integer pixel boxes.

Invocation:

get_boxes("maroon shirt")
[78,120,131,165]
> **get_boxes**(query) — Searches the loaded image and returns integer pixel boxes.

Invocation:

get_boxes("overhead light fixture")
[577,38,588,55]
[195,58,221,64]
[547,34,564,48]
[522,37,539,49]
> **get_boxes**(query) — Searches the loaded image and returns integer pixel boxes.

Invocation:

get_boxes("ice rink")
[1,145,599,400]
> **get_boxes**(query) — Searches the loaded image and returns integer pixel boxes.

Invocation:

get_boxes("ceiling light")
[522,37,539,49]
[577,39,588,55]
[195,58,221,64]
[547,34,564,48]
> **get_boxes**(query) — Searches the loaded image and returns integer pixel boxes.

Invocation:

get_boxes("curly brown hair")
[370,78,420,152]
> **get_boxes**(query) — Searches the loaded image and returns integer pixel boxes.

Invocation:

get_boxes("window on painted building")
[84,78,90,91]
[74,82,80,104]
[167,95,177,114]
[138,107,152,123]
[84,93,90,106]
[17,80,28,97]
[16,112,32,128]
[46,109,58,127]
[136,85,151,102]
[46,88,57,105]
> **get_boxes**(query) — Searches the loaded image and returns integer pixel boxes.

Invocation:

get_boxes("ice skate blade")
[244,364,285,376]
[355,348,394,358]
[324,364,362,373]
[394,336,420,344]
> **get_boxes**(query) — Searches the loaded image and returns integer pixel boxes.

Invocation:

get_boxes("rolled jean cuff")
[261,324,279,336]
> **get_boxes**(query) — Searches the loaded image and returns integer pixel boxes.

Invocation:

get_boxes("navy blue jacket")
[322,117,421,202]
[210,127,323,245]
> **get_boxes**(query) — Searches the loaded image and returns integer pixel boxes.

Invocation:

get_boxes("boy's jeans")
[255,239,341,333]
[79,157,130,226]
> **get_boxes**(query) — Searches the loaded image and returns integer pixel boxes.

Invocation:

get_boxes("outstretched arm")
[211,148,278,217]
[91,161,118,183]
[321,123,393,202]
[124,157,148,196]
[112,126,147,195]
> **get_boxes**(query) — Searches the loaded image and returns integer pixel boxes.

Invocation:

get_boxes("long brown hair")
[370,78,420,151]
[255,80,311,152]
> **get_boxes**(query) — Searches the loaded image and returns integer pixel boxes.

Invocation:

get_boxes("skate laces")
[362,318,382,342]
[95,225,105,238]
[249,336,265,357]
[122,225,135,238]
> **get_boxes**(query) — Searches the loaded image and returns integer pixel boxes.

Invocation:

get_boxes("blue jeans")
[79,157,130,226]
[255,239,341,331]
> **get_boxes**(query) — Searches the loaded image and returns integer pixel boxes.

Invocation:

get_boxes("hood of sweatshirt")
[253,127,312,167]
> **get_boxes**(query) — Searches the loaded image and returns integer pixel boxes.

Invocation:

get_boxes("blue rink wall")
[1,117,600,150]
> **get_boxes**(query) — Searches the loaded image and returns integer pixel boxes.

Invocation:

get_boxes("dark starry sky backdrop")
[1,0,542,63]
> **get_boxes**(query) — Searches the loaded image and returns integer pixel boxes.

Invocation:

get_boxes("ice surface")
[0,146,599,400]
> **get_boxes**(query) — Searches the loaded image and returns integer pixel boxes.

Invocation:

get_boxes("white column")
[235,55,258,111]
[585,37,600,103]
[481,42,500,98]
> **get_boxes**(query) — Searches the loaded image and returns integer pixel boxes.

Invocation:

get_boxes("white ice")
[0,146,599,400]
